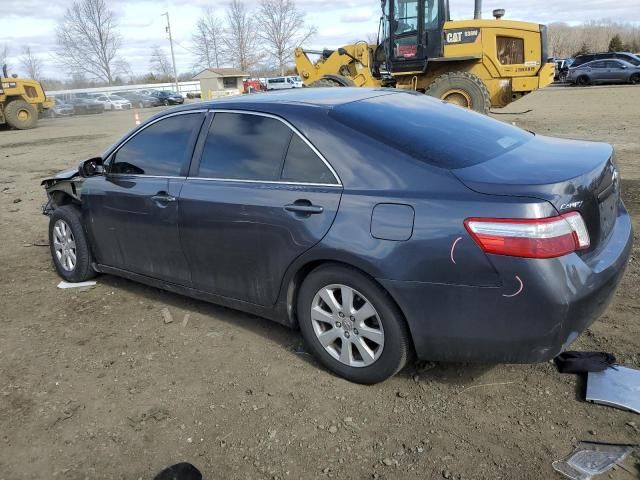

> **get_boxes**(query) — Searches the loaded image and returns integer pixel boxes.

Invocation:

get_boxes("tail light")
[464,212,590,259]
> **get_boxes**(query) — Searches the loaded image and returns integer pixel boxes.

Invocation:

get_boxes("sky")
[1,0,639,80]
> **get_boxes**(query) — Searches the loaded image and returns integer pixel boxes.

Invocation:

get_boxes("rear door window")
[110,113,203,176]
[281,135,338,184]
[197,113,292,180]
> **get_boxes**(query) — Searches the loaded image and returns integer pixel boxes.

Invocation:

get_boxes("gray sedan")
[568,59,640,86]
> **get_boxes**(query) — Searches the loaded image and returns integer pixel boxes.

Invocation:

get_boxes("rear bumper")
[380,204,633,363]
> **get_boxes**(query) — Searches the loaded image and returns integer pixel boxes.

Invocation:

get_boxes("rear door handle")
[151,193,176,203]
[284,204,323,214]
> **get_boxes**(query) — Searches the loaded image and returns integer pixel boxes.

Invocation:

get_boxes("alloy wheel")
[53,219,77,272]
[310,284,384,367]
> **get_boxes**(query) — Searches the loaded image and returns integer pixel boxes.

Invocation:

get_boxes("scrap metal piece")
[57,280,97,289]
[552,442,636,480]
[586,366,640,414]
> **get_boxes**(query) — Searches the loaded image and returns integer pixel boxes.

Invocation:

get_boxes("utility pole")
[162,12,180,94]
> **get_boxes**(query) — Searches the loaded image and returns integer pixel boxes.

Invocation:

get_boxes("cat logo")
[447,32,463,43]
[444,28,480,45]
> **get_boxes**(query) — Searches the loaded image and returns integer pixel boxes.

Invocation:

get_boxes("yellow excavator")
[1,64,53,129]
[295,0,554,113]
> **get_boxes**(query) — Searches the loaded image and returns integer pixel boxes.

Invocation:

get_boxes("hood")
[41,168,79,185]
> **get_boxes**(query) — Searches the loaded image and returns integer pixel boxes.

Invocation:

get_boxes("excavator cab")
[382,0,449,73]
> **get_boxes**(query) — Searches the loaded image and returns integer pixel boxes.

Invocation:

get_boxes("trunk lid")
[452,135,619,252]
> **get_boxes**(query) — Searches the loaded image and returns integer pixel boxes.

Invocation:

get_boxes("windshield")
[330,92,532,169]
[393,0,419,34]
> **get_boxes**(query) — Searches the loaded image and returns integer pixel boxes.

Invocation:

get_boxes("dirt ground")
[1,86,639,480]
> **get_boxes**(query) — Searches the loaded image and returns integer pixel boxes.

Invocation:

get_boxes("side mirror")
[620,65,627,69]
[79,157,104,177]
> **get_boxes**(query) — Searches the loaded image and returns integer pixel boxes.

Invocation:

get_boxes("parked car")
[265,76,303,90]
[571,51,640,68]
[116,92,162,108]
[137,89,160,96]
[89,94,132,110]
[568,59,640,86]
[150,90,184,105]
[67,97,105,115]
[50,100,75,117]
[41,89,632,384]
[553,58,573,82]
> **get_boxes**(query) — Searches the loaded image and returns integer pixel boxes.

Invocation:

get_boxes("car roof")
[186,88,400,110]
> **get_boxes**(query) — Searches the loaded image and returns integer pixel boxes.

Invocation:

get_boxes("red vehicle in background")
[243,79,265,94]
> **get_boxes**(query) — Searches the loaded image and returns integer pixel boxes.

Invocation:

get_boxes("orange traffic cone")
[134,112,140,126]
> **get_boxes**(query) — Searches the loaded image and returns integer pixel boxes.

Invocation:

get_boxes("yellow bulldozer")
[295,0,555,113]
[1,64,53,129]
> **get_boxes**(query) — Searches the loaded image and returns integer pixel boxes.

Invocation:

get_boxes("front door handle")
[284,203,323,215]
[151,192,176,203]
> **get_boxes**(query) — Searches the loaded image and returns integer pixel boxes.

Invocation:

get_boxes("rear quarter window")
[329,93,532,169]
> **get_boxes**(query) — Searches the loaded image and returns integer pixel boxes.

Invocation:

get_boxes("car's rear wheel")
[576,75,590,86]
[297,264,411,384]
[630,73,640,85]
[48,205,96,283]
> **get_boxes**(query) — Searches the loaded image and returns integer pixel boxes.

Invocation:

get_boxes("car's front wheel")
[48,205,96,283]
[630,73,640,85]
[576,75,590,86]
[297,264,411,384]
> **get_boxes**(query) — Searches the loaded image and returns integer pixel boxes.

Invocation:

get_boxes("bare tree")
[193,9,226,69]
[547,20,640,58]
[1,44,9,72]
[256,0,316,75]
[114,59,134,82]
[55,0,122,84]
[19,47,44,79]
[225,0,260,72]
[150,46,173,80]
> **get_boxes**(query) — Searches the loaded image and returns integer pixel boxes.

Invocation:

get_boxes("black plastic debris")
[153,463,202,480]
[554,351,616,374]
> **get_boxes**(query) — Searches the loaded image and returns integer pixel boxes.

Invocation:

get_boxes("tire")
[630,73,640,85]
[4,99,38,129]
[163,100,169,106]
[425,71,491,114]
[308,78,344,88]
[297,264,412,384]
[576,75,590,86]
[48,205,96,283]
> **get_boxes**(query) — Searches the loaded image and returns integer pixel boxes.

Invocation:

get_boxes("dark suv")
[151,90,184,106]
[571,52,640,68]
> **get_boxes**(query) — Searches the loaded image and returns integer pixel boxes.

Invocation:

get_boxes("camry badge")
[560,201,583,210]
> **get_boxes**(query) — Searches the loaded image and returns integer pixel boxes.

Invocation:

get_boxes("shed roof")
[193,68,250,79]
